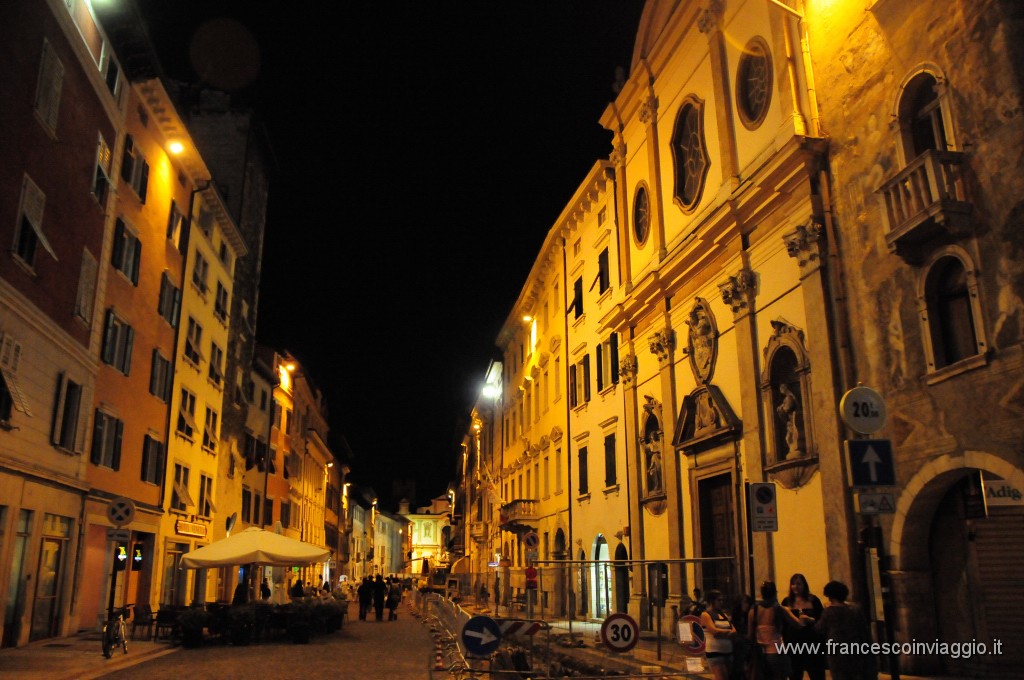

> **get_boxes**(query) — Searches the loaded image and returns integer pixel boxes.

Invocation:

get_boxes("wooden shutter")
[102,310,116,365]
[75,249,98,322]
[121,325,134,374]
[111,219,125,267]
[90,410,104,465]
[610,334,619,383]
[34,39,63,132]
[111,419,123,470]
[583,355,591,402]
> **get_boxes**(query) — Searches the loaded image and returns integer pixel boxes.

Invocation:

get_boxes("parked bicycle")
[101,605,132,658]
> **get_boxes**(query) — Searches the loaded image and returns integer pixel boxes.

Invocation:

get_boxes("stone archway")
[888,452,1024,676]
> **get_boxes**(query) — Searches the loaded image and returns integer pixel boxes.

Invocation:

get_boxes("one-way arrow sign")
[461,615,502,656]
[845,439,896,487]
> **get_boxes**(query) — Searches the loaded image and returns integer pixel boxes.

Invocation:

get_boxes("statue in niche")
[775,383,802,458]
[647,430,663,493]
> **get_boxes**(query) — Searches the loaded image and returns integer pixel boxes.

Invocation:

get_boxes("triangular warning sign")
[878,495,894,512]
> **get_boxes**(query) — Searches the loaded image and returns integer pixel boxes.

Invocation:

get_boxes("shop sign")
[176,519,208,538]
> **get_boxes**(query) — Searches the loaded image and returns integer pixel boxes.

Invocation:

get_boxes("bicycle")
[101,605,131,658]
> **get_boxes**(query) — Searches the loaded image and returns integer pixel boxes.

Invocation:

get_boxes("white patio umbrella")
[180,526,330,568]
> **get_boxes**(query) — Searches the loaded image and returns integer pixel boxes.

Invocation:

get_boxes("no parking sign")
[677,614,705,655]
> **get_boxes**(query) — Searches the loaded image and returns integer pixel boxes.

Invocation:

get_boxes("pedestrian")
[479,583,490,610]
[232,578,249,605]
[290,578,305,600]
[686,587,706,616]
[260,578,272,601]
[357,576,372,620]
[781,573,826,680]
[815,581,878,680]
[700,589,736,680]
[321,579,331,593]
[386,577,403,620]
[748,580,806,680]
[729,594,755,680]
[372,574,387,621]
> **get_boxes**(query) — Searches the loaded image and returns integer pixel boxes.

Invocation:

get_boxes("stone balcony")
[877,149,972,263]
[469,521,487,542]
[498,498,538,531]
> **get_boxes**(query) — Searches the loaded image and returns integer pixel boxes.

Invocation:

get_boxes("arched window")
[894,68,956,166]
[920,252,987,375]
[671,97,710,212]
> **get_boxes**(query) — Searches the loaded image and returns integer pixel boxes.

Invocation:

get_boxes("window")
[91,134,112,207]
[192,252,209,294]
[578,446,589,495]
[184,317,203,365]
[281,501,290,528]
[554,358,561,399]
[604,433,617,486]
[34,38,63,134]
[13,174,56,270]
[101,309,134,375]
[214,282,229,322]
[597,334,619,391]
[99,42,122,99]
[111,218,141,284]
[671,97,711,211]
[209,343,224,386]
[198,475,214,518]
[543,456,550,498]
[922,254,985,372]
[264,498,273,526]
[0,339,29,423]
[218,241,232,269]
[141,434,164,484]
[120,135,149,202]
[149,350,172,402]
[570,277,584,319]
[899,73,949,159]
[202,407,219,452]
[157,272,181,327]
[633,185,650,244]
[90,410,123,470]
[736,37,772,129]
[166,201,184,251]
[74,249,98,323]
[176,388,197,439]
[171,463,192,512]
[196,203,214,238]
[569,356,591,407]
[51,373,82,451]
[597,248,610,294]
[556,448,563,493]
[242,487,252,523]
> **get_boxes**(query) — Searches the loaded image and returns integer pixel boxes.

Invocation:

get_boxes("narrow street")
[98,605,435,680]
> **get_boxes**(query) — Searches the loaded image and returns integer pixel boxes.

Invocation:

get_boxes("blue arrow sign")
[845,439,896,487]
[462,615,502,656]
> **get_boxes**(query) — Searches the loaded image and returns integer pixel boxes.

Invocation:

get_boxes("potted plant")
[228,605,255,646]
[177,607,208,648]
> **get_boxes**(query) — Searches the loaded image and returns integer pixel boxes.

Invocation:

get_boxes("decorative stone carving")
[718,269,757,316]
[609,141,627,167]
[685,298,718,385]
[783,219,824,275]
[673,385,741,456]
[639,96,658,125]
[649,329,675,365]
[697,0,724,34]
[549,335,561,354]
[550,426,563,443]
[619,353,638,386]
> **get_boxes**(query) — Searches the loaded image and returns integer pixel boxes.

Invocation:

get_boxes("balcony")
[877,150,972,263]
[469,521,487,543]
[498,499,538,530]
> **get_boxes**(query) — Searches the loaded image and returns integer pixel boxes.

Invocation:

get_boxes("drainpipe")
[561,236,575,628]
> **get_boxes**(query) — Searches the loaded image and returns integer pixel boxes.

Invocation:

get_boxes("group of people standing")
[698,574,876,680]
[356,574,403,621]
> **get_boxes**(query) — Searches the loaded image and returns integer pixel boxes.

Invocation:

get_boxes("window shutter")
[605,434,616,485]
[102,310,116,365]
[155,442,165,485]
[111,219,125,267]
[569,364,577,408]
[610,334,619,383]
[171,286,182,328]
[75,249,98,322]
[163,359,173,402]
[138,161,149,203]
[91,410,104,465]
[583,355,591,402]
[121,136,134,183]
[34,39,64,132]
[112,419,123,470]
[141,435,152,481]
[130,238,141,284]
[50,373,65,445]
[596,345,604,392]
[573,278,583,318]
[599,249,610,292]
[122,325,134,375]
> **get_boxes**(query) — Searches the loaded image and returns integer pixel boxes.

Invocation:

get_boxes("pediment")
[672,384,741,454]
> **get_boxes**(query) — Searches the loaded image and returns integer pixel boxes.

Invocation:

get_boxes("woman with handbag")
[701,589,737,680]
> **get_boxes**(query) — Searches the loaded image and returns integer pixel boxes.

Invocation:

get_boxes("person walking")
[748,580,807,680]
[815,581,878,680]
[357,576,373,620]
[386,577,403,620]
[700,589,736,680]
[781,573,826,680]
[372,574,387,621]
[260,578,272,601]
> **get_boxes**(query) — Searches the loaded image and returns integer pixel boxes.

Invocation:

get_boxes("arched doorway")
[591,535,610,619]
[614,543,629,613]
[891,456,1023,678]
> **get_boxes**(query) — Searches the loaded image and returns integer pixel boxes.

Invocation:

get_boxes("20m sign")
[600,612,640,653]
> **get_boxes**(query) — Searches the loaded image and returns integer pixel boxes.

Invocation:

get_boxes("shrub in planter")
[228,606,255,646]
[322,600,345,633]
[177,608,208,648]
[286,602,312,644]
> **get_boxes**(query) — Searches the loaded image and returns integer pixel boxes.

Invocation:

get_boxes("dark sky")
[136,1,645,508]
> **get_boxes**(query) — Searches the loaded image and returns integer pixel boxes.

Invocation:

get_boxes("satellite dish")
[226,512,237,535]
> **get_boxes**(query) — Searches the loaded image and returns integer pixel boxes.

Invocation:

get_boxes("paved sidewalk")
[0,630,179,680]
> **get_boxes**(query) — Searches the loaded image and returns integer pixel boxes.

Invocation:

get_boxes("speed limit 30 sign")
[600,612,639,653]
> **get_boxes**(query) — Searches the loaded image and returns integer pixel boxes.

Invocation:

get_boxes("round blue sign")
[461,615,502,656]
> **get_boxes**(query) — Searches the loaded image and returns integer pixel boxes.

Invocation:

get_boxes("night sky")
[135,1,646,508]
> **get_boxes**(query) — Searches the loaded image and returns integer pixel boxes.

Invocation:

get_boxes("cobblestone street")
[98,606,435,680]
